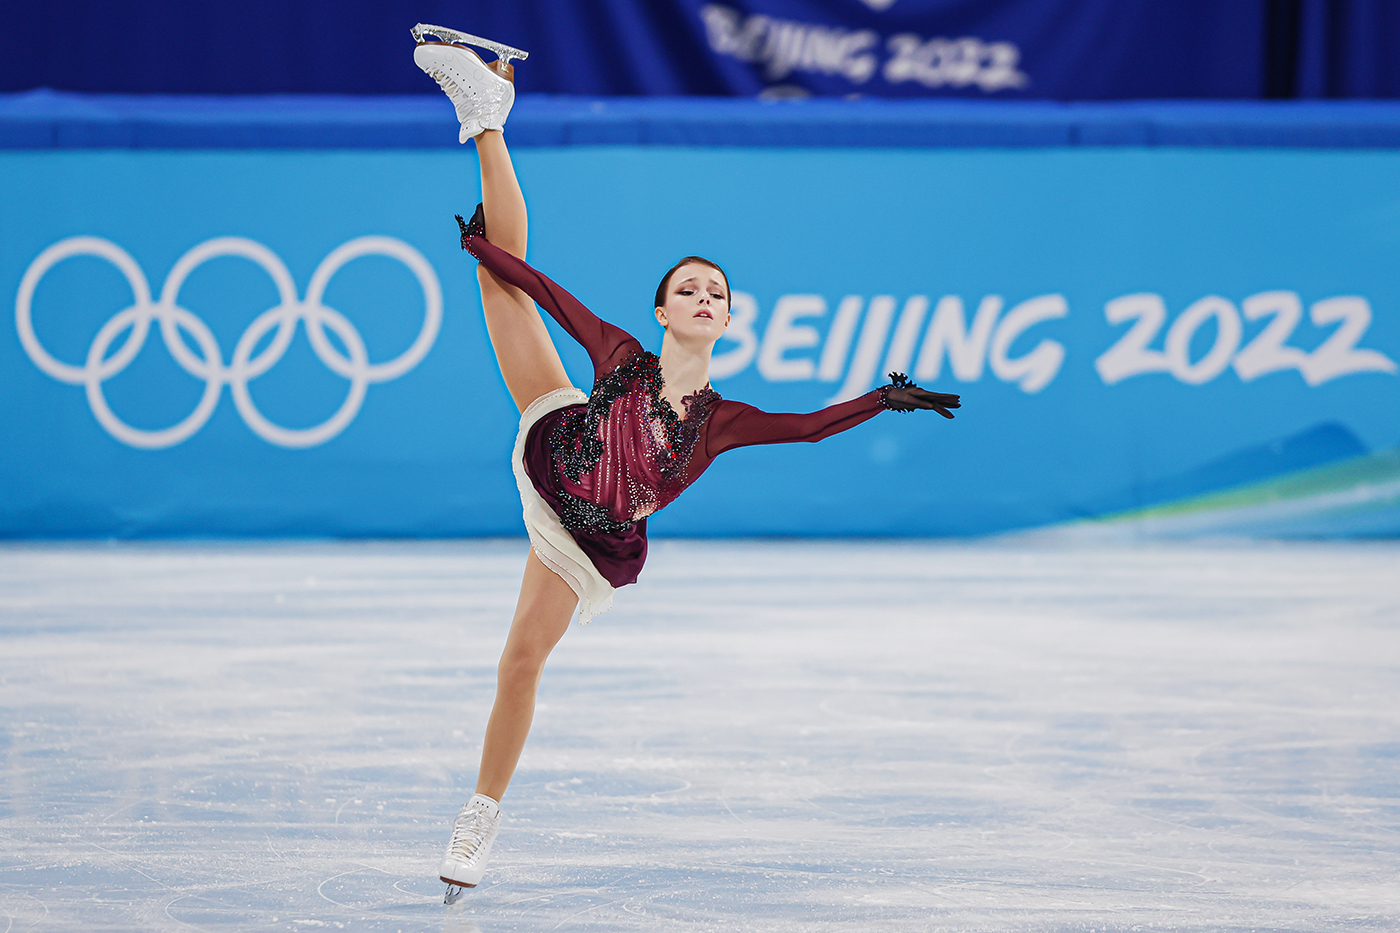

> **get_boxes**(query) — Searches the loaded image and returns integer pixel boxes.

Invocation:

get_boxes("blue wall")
[4,103,1398,537]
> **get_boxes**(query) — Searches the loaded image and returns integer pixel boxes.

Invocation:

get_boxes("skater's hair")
[655,256,730,311]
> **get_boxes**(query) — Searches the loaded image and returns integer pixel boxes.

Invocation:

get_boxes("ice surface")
[1,538,1398,932]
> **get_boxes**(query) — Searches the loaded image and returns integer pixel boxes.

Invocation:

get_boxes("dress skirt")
[512,387,615,624]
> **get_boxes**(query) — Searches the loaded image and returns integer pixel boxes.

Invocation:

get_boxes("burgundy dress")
[466,233,893,589]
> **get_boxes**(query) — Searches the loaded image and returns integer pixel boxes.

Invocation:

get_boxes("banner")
[0,0,1267,99]
[1296,0,1400,98]
[3,146,1398,537]
[689,0,1264,99]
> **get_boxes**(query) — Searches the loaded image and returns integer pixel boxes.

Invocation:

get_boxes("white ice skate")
[439,793,502,903]
[412,23,525,143]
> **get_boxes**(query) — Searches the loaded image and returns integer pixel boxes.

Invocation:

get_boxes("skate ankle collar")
[468,792,500,816]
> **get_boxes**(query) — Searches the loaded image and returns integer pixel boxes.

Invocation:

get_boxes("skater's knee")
[498,642,549,688]
[477,264,505,295]
[477,267,531,313]
[495,231,528,260]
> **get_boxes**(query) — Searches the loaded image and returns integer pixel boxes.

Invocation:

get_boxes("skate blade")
[412,23,528,64]
[443,881,473,904]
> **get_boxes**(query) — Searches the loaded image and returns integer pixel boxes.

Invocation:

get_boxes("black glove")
[880,372,960,419]
[455,202,487,250]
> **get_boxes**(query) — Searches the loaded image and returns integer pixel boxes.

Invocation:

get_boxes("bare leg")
[472,130,572,413]
[469,133,579,800]
[476,550,578,801]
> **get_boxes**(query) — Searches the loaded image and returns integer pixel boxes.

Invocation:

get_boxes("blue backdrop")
[9,1,1400,99]
[3,109,1398,538]
[0,0,1308,100]
[1295,0,1400,98]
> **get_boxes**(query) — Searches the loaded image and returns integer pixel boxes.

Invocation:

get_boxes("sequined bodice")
[548,351,720,533]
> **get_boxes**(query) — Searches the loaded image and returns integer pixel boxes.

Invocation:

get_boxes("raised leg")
[472,130,573,413]
[475,549,578,801]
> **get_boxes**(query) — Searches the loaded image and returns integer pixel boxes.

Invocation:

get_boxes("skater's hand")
[456,203,488,253]
[886,385,960,418]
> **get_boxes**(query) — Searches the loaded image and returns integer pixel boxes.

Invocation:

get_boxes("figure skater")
[411,24,960,902]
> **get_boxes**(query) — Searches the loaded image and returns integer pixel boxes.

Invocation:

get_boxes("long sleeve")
[704,391,886,458]
[467,233,642,376]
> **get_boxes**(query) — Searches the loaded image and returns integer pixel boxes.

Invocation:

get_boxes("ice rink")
[2,538,1398,932]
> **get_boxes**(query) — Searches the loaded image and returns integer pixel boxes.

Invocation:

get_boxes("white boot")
[414,41,516,143]
[439,793,502,896]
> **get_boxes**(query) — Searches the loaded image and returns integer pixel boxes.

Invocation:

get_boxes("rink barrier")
[8,91,1400,150]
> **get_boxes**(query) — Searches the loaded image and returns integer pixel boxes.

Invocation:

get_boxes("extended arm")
[706,375,960,457]
[459,206,641,374]
[706,392,883,456]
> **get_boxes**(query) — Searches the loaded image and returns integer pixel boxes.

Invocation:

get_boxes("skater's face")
[655,263,730,343]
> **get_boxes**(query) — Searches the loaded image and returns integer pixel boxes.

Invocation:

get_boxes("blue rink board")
[3,138,1400,537]
[10,91,1400,149]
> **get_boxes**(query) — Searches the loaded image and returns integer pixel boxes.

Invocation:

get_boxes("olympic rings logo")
[15,235,442,449]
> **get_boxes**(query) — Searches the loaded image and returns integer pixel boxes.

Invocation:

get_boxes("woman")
[412,28,960,900]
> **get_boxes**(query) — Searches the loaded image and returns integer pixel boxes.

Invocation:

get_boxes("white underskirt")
[512,387,615,624]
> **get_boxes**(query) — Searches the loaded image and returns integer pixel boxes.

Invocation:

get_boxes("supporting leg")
[438,550,574,899]
[471,130,573,413]
[475,549,579,801]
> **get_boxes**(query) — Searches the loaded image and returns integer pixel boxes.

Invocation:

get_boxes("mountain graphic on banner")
[1108,422,1368,514]
[1033,423,1400,539]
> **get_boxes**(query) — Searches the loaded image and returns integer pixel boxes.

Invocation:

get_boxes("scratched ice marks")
[1,539,1398,931]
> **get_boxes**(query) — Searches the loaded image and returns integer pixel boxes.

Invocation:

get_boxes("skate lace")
[423,60,509,126]
[446,805,494,861]
[425,66,475,123]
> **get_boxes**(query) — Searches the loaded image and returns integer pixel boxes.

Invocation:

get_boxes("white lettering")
[981,43,1027,92]
[829,295,896,403]
[1095,293,1170,385]
[989,294,1067,393]
[757,294,825,381]
[1164,296,1242,385]
[1302,296,1399,385]
[709,290,760,380]
[717,284,1395,393]
[701,4,909,86]
[700,5,741,55]
[1098,290,1395,387]
[914,295,1001,382]
[884,34,1027,91]
[817,295,864,381]
[763,21,806,80]
[1232,291,1309,381]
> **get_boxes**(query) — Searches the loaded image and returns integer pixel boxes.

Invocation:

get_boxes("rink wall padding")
[10,92,1400,149]
[3,96,1399,537]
